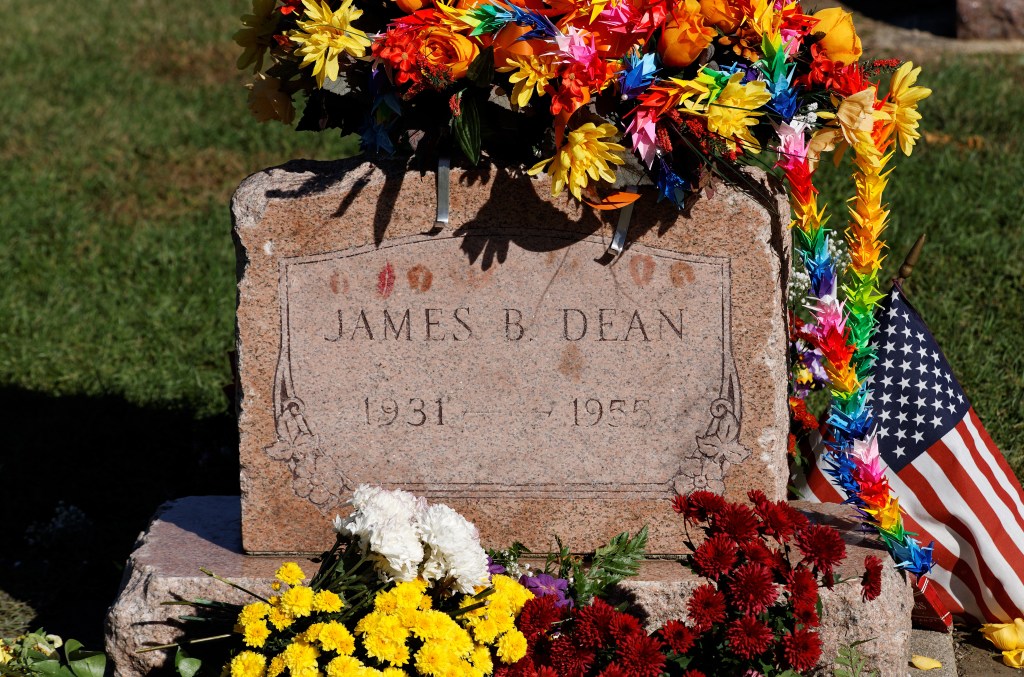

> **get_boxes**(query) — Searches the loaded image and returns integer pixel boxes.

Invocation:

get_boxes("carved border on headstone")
[262,233,746,509]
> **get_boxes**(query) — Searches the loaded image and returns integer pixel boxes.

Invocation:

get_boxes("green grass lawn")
[0,0,1021,645]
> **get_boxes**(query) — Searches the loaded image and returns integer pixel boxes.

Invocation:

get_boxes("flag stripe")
[896,451,1017,621]
[966,409,1024,511]
[958,415,1024,528]
[893,469,1004,621]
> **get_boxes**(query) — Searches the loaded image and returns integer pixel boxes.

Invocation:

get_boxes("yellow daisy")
[291,0,372,88]
[529,122,627,201]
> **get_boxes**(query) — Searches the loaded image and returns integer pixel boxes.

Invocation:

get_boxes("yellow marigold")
[290,0,372,88]
[267,655,286,677]
[496,629,527,664]
[230,650,268,677]
[325,655,369,677]
[318,621,356,655]
[239,602,272,626]
[243,619,272,648]
[497,55,559,108]
[280,585,315,618]
[886,61,931,156]
[706,72,771,153]
[268,606,295,631]
[275,562,306,586]
[281,640,320,677]
[528,122,627,201]
[470,645,493,674]
[314,589,344,613]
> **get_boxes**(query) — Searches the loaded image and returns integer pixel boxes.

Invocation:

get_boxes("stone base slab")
[105,497,913,676]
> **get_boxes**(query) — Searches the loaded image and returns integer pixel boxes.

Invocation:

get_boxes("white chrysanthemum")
[337,485,426,582]
[419,504,490,594]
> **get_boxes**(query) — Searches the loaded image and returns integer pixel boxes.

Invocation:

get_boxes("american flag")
[795,285,1024,623]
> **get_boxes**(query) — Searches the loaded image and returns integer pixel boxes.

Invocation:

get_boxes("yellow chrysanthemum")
[318,621,357,655]
[491,576,533,613]
[381,669,408,677]
[280,585,315,618]
[267,655,286,677]
[239,602,272,626]
[242,619,272,648]
[281,640,320,677]
[290,0,372,88]
[705,72,771,153]
[496,629,528,664]
[393,580,428,609]
[469,646,493,674]
[497,55,559,108]
[528,122,627,201]
[267,606,295,631]
[886,61,931,156]
[409,610,456,641]
[313,589,344,613]
[325,655,369,677]
[414,641,459,677]
[375,589,400,614]
[275,562,306,586]
[234,0,279,72]
[360,613,411,666]
[471,616,501,644]
[230,650,268,677]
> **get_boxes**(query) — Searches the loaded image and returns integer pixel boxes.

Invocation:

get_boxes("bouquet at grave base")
[496,490,883,677]
[155,484,650,677]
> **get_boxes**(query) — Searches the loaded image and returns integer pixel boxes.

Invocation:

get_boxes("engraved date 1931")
[363,397,445,426]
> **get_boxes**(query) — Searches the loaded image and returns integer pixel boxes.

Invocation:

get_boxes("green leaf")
[67,654,105,677]
[175,647,202,677]
[29,660,65,677]
[63,640,83,656]
[452,94,481,165]
[467,46,495,88]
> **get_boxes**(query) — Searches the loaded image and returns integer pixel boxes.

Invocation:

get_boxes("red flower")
[796,524,846,585]
[549,635,595,677]
[681,671,708,677]
[780,627,822,672]
[616,632,667,677]
[609,611,643,643]
[785,567,818,607]
[754,501,799,543]
[693,533,739,580]
[862,555,883,601]
[658,620,696,655]
[676,491,728,523]
[574,598,616,649]
[793,599,820,627]
[596,665,630,677]
[279,0,302,14]
[372,26,424,86]
[686,584,726,632]
[740,540,785,572]
[728,562,779,615]
[519,595,566,642]
[713,502,760,542]
[725,616,774,658]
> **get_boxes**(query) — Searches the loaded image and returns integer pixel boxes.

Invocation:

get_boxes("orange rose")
[658,0,715,68]
[812,7,862,66]
[699,0,741,33]
[492,23,547,68]
[421,27,480,80]
[394,0,428,13]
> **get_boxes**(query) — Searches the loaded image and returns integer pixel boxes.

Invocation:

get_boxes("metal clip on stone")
[435,156,451,227]
[606,185,637,259]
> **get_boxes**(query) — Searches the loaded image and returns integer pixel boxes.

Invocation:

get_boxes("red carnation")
[686,584,727,632]
[693,533,739,580]
[796,524,846,585]
[519,595,566,642]
[549,635,595,677]
[616,632,667,677]
[785,567,818,607]
[574,598,616,649]
[658,620,696,655]
[676,491,727,523]
[862,555,883,601]
[780,627,822,672]
[713,502,760,542]
[728,562,779,615]
[725,616,774,659]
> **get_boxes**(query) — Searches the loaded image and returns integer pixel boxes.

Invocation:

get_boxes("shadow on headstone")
[0,387,238,646]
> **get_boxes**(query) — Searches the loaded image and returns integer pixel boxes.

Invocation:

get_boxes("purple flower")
[487,557,506,576]
[519,573,573,607]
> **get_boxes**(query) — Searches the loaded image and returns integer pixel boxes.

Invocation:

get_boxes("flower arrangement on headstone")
[234,0,934,575]
[156,486,883,676]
